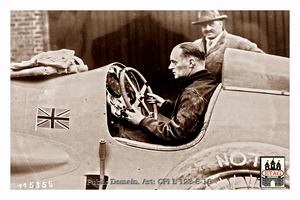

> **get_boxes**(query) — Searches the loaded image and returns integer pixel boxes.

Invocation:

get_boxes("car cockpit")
[105,62,222,150]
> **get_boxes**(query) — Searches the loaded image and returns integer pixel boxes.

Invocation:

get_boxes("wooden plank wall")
[48,10,289,99]
[223,10,289,57]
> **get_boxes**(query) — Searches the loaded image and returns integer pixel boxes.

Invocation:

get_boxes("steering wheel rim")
[119,67,158,119]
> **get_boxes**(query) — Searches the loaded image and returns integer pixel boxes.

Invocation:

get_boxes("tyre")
[157,142,290,190]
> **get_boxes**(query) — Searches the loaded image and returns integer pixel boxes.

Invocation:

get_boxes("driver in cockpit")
[119,42,218,145]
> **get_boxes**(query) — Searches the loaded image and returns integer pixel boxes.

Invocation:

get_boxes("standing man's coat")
[194,30,264,83]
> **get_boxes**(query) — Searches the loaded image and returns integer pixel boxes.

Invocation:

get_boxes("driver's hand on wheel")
[147,93,165,107]
[124,106,145,126]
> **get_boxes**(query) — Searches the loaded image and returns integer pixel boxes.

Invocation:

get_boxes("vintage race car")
[10,48,289,190]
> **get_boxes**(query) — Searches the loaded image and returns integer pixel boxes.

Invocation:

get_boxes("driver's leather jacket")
[139,69,218,145]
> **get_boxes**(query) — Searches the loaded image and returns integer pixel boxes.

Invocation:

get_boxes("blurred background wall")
[10,10,50,62]
[10,10,289,100]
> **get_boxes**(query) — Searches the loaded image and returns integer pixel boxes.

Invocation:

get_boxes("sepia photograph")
[6,2,297,197]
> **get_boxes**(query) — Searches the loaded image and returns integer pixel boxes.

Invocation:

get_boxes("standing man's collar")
[205,30,224,49]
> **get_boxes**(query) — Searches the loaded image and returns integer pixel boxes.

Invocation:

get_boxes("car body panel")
[10,48,289,189]
[204,89,289,148]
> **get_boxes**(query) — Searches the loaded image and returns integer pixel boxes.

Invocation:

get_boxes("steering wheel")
[119,67,158,119]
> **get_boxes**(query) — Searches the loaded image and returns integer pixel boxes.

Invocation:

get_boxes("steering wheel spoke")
[138,99,151,114]
[124,73,140,94]
[140,84,148,96]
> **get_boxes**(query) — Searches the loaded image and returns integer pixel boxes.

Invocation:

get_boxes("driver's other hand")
[147,93,165,107]
[124,106,145,126]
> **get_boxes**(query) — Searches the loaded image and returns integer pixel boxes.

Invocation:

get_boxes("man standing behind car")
[192,10,264,83]
[121,42,218,145]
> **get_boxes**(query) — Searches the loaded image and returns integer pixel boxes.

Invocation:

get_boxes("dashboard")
[106,64,139,135]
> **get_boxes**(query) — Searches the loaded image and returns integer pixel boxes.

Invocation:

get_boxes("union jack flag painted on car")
[36,107,70,129]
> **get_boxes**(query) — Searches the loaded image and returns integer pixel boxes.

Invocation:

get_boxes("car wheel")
[158,142,289,190]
